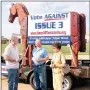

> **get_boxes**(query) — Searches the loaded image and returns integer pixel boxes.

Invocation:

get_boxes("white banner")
[28,12,71,44]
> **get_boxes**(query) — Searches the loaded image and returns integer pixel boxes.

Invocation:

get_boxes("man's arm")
[4,45,16,63]
[50,53,66,68]
[4,55,16,62]
[55,53,66,68]
[37,49,49,61]
[38,56,49,61]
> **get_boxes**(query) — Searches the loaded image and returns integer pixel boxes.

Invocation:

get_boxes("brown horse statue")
[8,3,32,66]
[8,3,85,71]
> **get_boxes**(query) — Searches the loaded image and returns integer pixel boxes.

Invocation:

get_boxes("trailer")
[8,3,90,90]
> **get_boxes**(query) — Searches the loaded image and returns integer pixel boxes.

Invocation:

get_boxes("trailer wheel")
[62,75,72,90]
[29,73,36,89]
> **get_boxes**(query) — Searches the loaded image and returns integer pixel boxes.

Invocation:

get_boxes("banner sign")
[28,12,71,44]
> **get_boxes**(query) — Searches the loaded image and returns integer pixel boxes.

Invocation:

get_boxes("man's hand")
[50,64,56,68]
[10,59,17,63]
[36,58,41,62]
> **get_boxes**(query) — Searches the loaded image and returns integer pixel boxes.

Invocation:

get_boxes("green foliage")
[1,43,89,55]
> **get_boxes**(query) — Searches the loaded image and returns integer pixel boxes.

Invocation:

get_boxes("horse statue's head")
[8,3,29,24]
[8,3,17,23]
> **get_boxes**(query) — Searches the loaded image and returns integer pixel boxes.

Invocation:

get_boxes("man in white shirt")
[4,35,19,90]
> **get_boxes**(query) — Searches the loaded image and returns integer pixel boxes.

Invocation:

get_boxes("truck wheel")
[62,75,72,90]
[29,73,36,89]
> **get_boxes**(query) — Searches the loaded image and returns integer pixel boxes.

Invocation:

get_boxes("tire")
[29,73,36,89]
[62,75,72,90]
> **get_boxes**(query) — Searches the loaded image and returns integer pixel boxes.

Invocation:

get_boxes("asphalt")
[1,76,34,90]
[1,76,90,90]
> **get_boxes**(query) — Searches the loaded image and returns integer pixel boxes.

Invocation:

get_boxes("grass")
[1,43,89,55]
[42,43,89,55]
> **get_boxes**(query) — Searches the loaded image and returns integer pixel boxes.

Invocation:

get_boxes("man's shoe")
[36,88,42,90]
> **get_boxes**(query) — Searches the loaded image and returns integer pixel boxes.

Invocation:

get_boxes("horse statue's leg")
[71,41,80,67]
[20,16,28,66]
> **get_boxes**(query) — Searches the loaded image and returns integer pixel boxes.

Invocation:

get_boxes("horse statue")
[8,3,32,66]
[8,3,86,70]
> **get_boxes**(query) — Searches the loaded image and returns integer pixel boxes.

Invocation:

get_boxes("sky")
[1,2,89,38]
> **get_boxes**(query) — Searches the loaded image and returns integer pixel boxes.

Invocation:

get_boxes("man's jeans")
[34,64,47,90]
[7,69,19,90]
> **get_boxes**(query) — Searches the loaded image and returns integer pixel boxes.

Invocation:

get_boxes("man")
[32,39,49,90]
[4,35,20,90]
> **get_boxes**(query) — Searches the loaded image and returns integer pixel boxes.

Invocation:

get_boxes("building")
[1,36,9,44]
[85,31,89,43]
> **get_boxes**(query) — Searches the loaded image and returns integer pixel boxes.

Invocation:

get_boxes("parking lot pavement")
[1,76,34,90]
[1,76,90,90]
